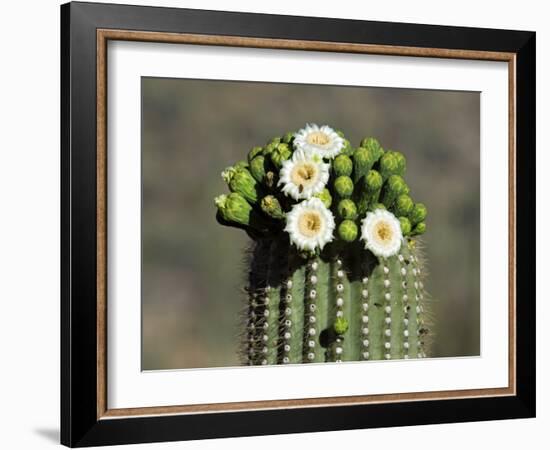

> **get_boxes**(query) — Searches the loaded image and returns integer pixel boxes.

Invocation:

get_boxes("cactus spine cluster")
[215,124,430,365]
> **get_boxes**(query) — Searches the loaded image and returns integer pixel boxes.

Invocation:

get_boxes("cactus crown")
[215,124,431,365]
[215,123,427,254]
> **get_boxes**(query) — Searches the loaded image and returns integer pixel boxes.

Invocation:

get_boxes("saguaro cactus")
[215,124,431,365]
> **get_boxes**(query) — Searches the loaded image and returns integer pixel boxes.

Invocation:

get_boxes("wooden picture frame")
[61,1,535,446]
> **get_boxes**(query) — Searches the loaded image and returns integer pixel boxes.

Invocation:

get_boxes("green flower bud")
[337,220,358,242]
[263,141,278,156]
[333,154,353,177]
[315,188,332,208]
[333,316,349,335]
[222,166,260,204]
[340,139,354,156]
[412,221,427,236]
[388,175,407,192]
[337,199,358,220]
[353,147,368,180]
[282,131,295,144]
[234,160,248,170]
[360,137,384,162]
[247,146,263,163]
[334,175,354,198]
[360,137,380,152]
[270,143,292,168]
[215,193,253,226]
[221,166,236,184]
[269,136,281,145]
[379,152,400,180]
[382,175,409,208]
[365,169,383,192]
[260,195,284,220]
[356,169,383,215]
[249,155,266,183]
[353,144,383,182]
[399,216,412,236]
[394,194,414,217]
[392,151,406,175]
[352,148,370,182]
[336,130,345,138]
[409,203,428,225]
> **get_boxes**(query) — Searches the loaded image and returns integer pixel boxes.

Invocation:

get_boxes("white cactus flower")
[360,209,403,258]
[285,198,335,252]
[293,123,345,159]
[278,150,330,200]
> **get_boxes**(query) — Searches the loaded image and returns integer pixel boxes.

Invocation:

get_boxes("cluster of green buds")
[215,124,427,257]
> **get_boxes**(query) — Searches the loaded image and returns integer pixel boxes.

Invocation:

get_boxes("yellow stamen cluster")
[291,163,316,184]
[298,212,322,237]
[306,131,330,146]
[375,222,393,243]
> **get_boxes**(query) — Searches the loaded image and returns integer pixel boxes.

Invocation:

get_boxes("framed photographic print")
[60,1,536,447]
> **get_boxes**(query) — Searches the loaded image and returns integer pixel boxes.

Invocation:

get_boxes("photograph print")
[141,78,480,370]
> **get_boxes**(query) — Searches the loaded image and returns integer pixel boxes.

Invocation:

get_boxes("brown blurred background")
[141,77,480,370]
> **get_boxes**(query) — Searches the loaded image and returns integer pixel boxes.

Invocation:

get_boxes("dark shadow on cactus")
[319,327,336,348]
[287,246,308,277]
[248,239,270,290]
[320,242,378,283]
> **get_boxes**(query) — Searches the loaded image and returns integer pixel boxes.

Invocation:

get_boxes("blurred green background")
[141,77,480,370]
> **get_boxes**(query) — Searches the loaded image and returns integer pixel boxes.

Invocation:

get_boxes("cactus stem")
[241,234,429,365]
[283,251,305,364]
[397,252,410,359]
[312,257,331,362]
[410,252,428,358]
[345,245,364,362]
[257,295,268,365]
[335,261,348,362]
[360,268,370,361]
[382,258,392,360]
[326,257,347,362]
[280,274,294,364]
[264,237,288,365]
[403,243,420,358]
[388,252,406,359]
[331,258,343,362]
[303,258,319,363]
[366,256,385,360]
[246,292,257,365]
[243,240,270,365]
